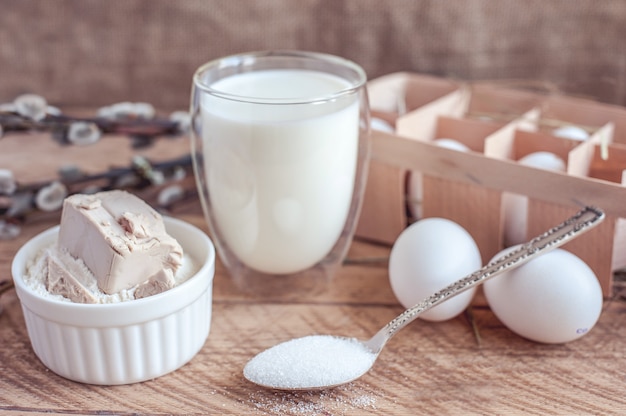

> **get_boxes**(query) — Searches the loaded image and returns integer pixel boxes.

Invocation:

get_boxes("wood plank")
[2,278,626,414]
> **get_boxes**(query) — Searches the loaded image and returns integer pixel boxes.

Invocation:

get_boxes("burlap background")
[2,0,625,111]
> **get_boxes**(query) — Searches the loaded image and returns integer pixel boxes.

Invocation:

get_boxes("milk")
[201,69,360,274]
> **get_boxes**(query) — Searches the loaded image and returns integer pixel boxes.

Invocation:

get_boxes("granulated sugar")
[243,335,376,390]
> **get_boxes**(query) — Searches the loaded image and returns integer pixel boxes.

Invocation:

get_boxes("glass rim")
[192,50,367,105]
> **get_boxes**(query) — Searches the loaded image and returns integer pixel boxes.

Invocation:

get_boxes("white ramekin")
[12,216,215,385]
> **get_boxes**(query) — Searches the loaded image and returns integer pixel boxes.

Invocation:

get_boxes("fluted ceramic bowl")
[11,216,215,385]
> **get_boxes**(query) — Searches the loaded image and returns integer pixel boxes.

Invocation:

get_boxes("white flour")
[23,243,198,304]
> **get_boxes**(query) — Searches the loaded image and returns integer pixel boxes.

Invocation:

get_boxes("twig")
[464,306,483,347]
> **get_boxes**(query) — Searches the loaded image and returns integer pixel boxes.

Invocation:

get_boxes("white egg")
[484,247,603,344]
[407,139,470,220]
[370,117,395,133]
[432,138,471,152]
[502,151,566,247]
[517,151,567,171]
[553,125,590,141]
[388,218,482,321]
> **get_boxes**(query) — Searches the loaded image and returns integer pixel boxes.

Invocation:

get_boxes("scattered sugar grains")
[247,383,379,415]
[243,335,377,389]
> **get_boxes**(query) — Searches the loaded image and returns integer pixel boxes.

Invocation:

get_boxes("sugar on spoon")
[243,206,605,391]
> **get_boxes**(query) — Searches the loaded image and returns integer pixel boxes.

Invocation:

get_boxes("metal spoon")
[243,206,605,390]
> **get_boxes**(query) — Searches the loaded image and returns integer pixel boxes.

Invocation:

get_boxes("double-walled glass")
[191,51,370,299]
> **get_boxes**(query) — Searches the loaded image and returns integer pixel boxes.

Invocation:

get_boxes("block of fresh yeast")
[47,190,183,302]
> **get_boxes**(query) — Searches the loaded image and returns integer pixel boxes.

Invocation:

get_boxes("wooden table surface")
[1,127,626,415]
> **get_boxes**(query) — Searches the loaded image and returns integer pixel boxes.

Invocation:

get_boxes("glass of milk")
[190,51,370,299]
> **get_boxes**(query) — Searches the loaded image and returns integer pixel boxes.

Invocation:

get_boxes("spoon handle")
[366,206,605,353]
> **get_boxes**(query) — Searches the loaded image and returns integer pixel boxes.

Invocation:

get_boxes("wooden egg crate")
[356,72,626,297]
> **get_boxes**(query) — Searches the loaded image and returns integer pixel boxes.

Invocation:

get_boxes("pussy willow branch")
[0,112,180,138]
[0,154,195,228]
[11,154,193,194]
